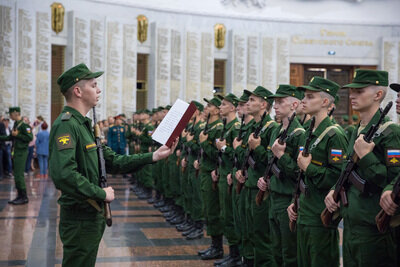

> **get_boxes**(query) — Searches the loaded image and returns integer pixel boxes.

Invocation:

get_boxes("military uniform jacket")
[218,118,240,176]
[107,125,126,151]
[199,119,223,172]
[233,119,255,174]
[139,123,154,153]
[186,121,205,164]
[298,116,348,227]
[269,117,305,207]
[0,120,33,150]
[49,106,153,210]
[246,114,279,189]
[341,109,400,228]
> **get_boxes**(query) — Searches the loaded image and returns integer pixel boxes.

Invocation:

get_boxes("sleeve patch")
[386,149,400,166]
[85,143,97,151]
[26,127,31,133]
[56,134,73,150]
[329,148,343,164]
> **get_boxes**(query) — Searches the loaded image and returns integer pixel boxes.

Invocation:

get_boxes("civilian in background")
[3,119,13,178]
[35,122,49,179]
[0,116,5,180]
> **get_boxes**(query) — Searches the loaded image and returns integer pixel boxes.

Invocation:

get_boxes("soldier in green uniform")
[286,76,348,267]
[0,107,33,205]
[236,86,278,266]
[135,110,155,199]
[213,93,241,266]
[184,102,206,239]
[49,63,176,267]
[325,70,400,267]
[195,97,224,260]
[257,85,305,267]
[231,91,254,264]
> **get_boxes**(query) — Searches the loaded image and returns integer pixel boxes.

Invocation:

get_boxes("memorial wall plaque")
[262,37,275,90]
[276,37,289,85]
[201,32,214,100]
[74,16,90,65]
[170,29,182,103]
[232,34,246,96]
[0,2,16,111]
[106,20,123,116]
[247,35,259,90]
[382,38,399,122]
[36,12,51,122]
[186,31,201,101]
[122,23,137,114]
[91,18,105,119]
[156,27,171,106]
[18,8,36,118]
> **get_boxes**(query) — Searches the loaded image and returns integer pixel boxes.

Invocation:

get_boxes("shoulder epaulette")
[61,112,72,121]
[234,121,241,129]
[261,120,277,133]
[377,121,395,137]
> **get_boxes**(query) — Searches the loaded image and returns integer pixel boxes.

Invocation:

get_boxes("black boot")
[8,189,22,204]
[201,235,223,260]
[198,245,212,256]
[242,258,254,267]
[138,188,152,200]
[10,189,29,205]
[218,245,241,266]
[154,199,165,208]
[182,225,196,236]
[187,220,204,240]
[170,214,185,225]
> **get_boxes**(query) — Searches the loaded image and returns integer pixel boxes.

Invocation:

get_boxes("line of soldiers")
[127,69,400,267]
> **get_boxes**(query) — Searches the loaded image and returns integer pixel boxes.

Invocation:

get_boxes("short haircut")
[371,85,387,103]
[63,80,87,102]
[319,91,335,106]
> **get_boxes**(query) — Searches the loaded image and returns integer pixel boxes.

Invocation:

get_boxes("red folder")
[165,102,197,147]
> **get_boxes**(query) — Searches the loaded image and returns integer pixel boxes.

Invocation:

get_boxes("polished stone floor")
[0,174,219,267]
[0,174,344,267]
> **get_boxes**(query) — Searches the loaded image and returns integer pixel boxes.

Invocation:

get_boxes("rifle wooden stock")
[376,177,400,233]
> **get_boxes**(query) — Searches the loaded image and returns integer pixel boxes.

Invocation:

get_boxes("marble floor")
[0,174,343,267]
[0,174,220,267]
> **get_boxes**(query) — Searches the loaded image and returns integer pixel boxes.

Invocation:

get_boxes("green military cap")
[342,115,349,122]
[157,106,164,111]
[152,108,157,113]
[298,76,340,98]
[390,83,400,92]
[239,90,251,103]
[165,105,172,110]
[343,69,388,88]
[57,63,104,93]
[244,86,274,105]
[191,101,204,112]
[203,97,221,108]
[142,109,151,114]
[8,106,21,113]
[269,84,303,100]
[215,94,224,101]
[220,93,240,107]
[352,114,359,121]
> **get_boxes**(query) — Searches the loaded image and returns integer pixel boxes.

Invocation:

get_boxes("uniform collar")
[312,116,332,138]
[356,108,385,135]
[63,106,91,125]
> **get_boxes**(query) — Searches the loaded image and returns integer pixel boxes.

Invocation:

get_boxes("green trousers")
[231,178,243,255]
[139,164,153,189]
[342,222,396,267]
[200,170,223,236]
[249,188,272,266]
[161,159,172,198]
[269,200,297,267]
[218,171,239,246]
[182,165,192,215]
[59,215,105,267]
[240,187,254,259]
[13,150,28,190]
[297,224,339,267]
[189,165,203,221]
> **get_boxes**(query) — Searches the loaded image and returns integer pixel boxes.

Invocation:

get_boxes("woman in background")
[35,122,49,178]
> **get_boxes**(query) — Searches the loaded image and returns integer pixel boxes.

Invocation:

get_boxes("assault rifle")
[92,107,112,227]
[320,102,393,227]
[213,118,227,191]
[289,116,315,232]
[236,111,267,194]
[255,112,296,205]
[228,114,245,195]
[195,113,211,178]
[376,175,400,233]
